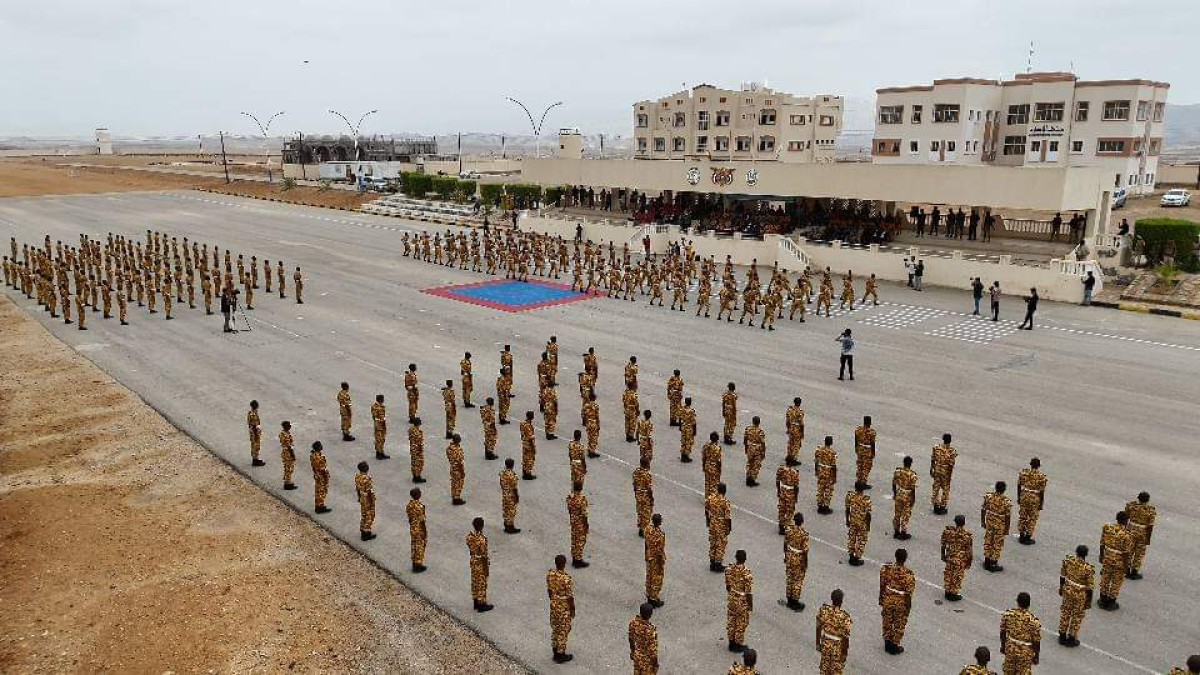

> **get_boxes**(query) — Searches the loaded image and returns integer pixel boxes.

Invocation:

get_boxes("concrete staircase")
[360,195,480,226]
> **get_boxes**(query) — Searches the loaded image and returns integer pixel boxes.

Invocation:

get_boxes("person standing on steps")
[836,329,855,381]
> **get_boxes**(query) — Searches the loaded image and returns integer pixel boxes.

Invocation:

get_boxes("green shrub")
[280,177,297,192]
[431,175,459,200]
[318,179,333,192]
[455,179,478,201]
[507,183,543,206]
[1136,218,1200,272]
[480,183,505,205]
[400,172,434,198]
[544,185,568,206]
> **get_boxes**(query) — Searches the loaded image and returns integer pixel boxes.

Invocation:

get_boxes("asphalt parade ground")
[3,190,1199,673]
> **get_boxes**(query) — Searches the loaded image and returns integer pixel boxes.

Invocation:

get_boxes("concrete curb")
[1089,299,1200,320]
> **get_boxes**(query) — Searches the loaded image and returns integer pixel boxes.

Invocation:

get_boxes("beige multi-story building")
[871,72,1168,194]
[633,83,843,164]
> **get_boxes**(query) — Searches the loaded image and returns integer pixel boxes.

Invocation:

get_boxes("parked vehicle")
[1160,189,1192,207]
[1112,186,1127,209]
[364,176,394,193]
[459,171,482,180]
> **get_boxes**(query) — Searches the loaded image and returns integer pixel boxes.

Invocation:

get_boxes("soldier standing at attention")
[816,589,852,675]
[628,603,659,675]
[775,460,800,534]
[633,458,654,536]
[406,488,427,573]
[541,384,559,440]
[520,411,538,479]
[1000,592,1041,674]
[546,336,559,385]
[845,481,872,566]
[497,367,513,425]
[546,554,576,663]
[466,517,493,612]
[879,548,915,655]
[499,345,514,395]
[1017,458,1047,545]
[355,461,377,541]
[853,416,876,489]
[981,481,1012,572]
[1057,544,1094,647]
[566,429,588,488]
[623,382,640,443]
[279,421,296,490]
[310,441,331,514]
[276,260,286,299]
[371,395,390,460]
[263,258,272,293]
[500,458,521,533]
[567,482,590,568]
[706,483,733,572]
[783,512,809,611]
[892,456,917,540]
[666,370,684,426]
[447,433,467,505]
[743,417,766,487]
[583,393,601,458]
[703,432,723,496]
[724,549,754,653]
[481,397,499,460]
[404,364,420,423]
[408,418,426,483]
[624,355,639,389]
[583,346,598,383]
[247,400,265,467]
[117,284,128,325]
[1124,491,1156,580]
[461,352,475,408]
[677,397,697,462]
[815,436,838,515]
[637,409,654,464]
[644,513,666,607]
[1097,511,1134,610]
[442,379,457,439]
[293,266,304,303]
[337,382,355,442]
[930,433,957,515]
[960,646,996,675]
[785,398,804,467]
[721,383,738,445]
[941,514,973,601]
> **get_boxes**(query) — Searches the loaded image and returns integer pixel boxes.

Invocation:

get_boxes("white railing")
[1093,233,1126,252]
[1003,218,1053,235]
[1054,258,1103,291]
[778,236,811,268]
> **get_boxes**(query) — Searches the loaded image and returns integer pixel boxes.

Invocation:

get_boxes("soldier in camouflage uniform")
[355,461,377,541]
[853,416,877,488]
[706,483,732,572]
[500,457,521,533]
[743,416,766,487]
[406,488,427,573]
[371,394,390,460]
[447,433,466,505]
[845,481,872,566]
[520,411,538,479]
[546,555,576,663]
[981,482,1012,572]
[247,400,264,466]
[879,548,915,655]
[644,513,666,608]
[816,589,852,675]
[278,421,296,490]
[1097,511,1134,610]
[1124,491,1157,580]
[783,513,809,611]
[628,603,659,675]
[892,456,917,540]
[338,382,355,442]
[724,549,754,653]
[677,397,696,462]
[466,518,493,612]
[567,482,590,568]
[310,441,331,514]
[703,432,723,497]
[1000,592,1041,674]
[1016,458,1047,545]
[941,515,973,601]
[722,383,738,445]
[815,436,838,515]
[785,398,804,466]
[480,397,498,460]
[1057,544,1094,647]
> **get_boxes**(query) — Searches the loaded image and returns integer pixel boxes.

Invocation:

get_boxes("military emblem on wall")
[686,167,701,186]
[711,167,735,187]
[746,168,759,186]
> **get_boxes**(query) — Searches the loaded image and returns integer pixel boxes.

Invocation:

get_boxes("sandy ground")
[200,180,378,210]
[0,159,223,198]
[0,295,524,675]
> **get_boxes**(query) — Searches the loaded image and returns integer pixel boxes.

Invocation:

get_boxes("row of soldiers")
[2,231,305,330]
[402,227,881,328]
[241,338,1168,673]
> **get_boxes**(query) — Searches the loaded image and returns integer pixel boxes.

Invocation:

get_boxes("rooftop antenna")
[1026,41,1034,73]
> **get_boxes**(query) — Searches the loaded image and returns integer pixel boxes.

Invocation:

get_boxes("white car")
[1160,189,1191,207]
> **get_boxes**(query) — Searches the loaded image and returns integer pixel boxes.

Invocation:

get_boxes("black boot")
[786,598,805,612]
[413,476,427,483]
[283,483,297,490]
[1126,569,1143,580]
[360,531,376,541]
[342,433,355,442]
[375,453,390,460]
[710,560,725,572]
[884,641,897,655]
[315,506,331,514]
[745,477,758,487]
[1058,632,1069,645]
[817,505,833,515]
[572,559,589,569]
[412,563,427,573]
[522,472,537,480]
[728,640,744,653]
[452,498,466,506]
[251,459,266,467]
[504,525,521,534]
[848,555,864,567]
[680,454,693,463]
[778,524,786,535]
[552,652,574,664]
[485,451,498,460]
[648,598,664,608]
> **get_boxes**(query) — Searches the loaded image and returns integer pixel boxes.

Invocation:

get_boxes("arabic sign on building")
[1027,124,1065,138]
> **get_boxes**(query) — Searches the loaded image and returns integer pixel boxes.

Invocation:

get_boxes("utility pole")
[599,133,605,159]
[219,131,230,184]
[297,131,307,180]
[240,110,286,183]
[505,97,563,158]
[501,135,506,159]
[458,132,463,175]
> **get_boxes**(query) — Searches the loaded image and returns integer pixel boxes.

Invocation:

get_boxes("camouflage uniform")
[678,404,697,460]
[743,423,766,483]
[355,471,376,534]
[1017,467,1047,539]
[461,357,474,406]
[568,438,587,487]
[785,404,805,464]
[546,568,575,654]
[892,465,918,535]
[982,491,1012,563]
[404,370,419,421]
[500,467,519,528]
[540,386,558,437]
[310,447,329,510]
[644,521,666,603]
[816,603,853,675]
[845,491,872,559]
[338,388,353,436]
[705,491,732,563]
[481,402,498,457]
[1000,607,1041,675]
[466,530,490,603]
[931,442,957,512]
[722,390,738,443]
[520,418,537,476]
[567,490,589,561]
[279,428,295,486]
[372,401,387,455]
[725,562,754,646]
[406,497,427,566]
[628,614,659,675]
[623,388,640,440]
[776,464,800,530]
[446,438,466,501]
[879,562,915,646]
[633,466,654,534]
[637,416,654,464]
[443,385,457,438]
[702,441,723,496]
[1058,554,1095,638]
[941,524,974,596]
[247,407,262,462]
[1124,499,1157,575]
[815,442,838,511]
[784,522,809,603]
[582,399,600,457]
[1099,522,1133,601]
[853,425,876,485]
[666,374,684,425]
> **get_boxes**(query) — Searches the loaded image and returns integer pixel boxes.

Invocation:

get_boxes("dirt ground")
[0,295,524,675]
[1114,192,1200,224]
[0,159,222,198]
[201,180,378,210]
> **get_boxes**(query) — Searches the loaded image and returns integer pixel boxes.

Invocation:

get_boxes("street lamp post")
[505,97,563,159]
[240,111,286,182]
[328,109,379,160]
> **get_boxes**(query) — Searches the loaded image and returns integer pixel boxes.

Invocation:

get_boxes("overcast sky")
[1,0,1195,138]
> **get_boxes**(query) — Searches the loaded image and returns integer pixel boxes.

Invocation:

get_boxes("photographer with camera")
[221,286,240,333]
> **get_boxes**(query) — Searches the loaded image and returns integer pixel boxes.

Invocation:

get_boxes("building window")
[636,114,648,128]
[973,140,979,152]
[697,111,709,130]
[759,109,777,125]
[1146,172,1155,184]
[1007,104,1029,125]
[735,136,752,152]
[1149,138,1161,153]
[1128,174,1137,186]
[909,140,918,153]
[715,136,729,151]
[1097,139,1126,153]
[879,105,904,125]
[1034,102,1065,122]
[1075,101,1089,122]
[818,115,835,126]
[653,137,666,152]
[715,111,730,127]
[947,140,957,152]
[758,135,775,152]
[1136,100,1150,121]
[696,136,708,152]
[930,140,940,152]
[986,110,993,122]
[933,104,960,123]
[1030,140,1042,155]
[1102,100,1130,121]
[1002,135,1027,155]
[1114,173,1122,187]
[673,112,686,127]
[1071,140,1084,153]
[1153,102,1165,122]
[673,137,686,152]
[637,138,647,152]
[719,96,727,103]
[911,105,922,124]
[789,114,806,125]
[788,140,804,151]
[661,101,669,108]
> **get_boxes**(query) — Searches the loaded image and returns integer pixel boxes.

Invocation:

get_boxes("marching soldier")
[666,369,684,426]
[981,481,1012,572]
[1058,544,1094,647]
[628,603,659,675]
[816,589,852,675]
[1124,491,1156,580]
[500,458,521,533]
[279,421,296,490]
[337,382,355,442]
[577,370,595,410]
[815,435,838,515]
[480,397,499,460]
[703,432,723,496]
[355,461,376,541]
[583,392,600,458]
[743,416,766,487]
[443,380,457,439]
[1000,592,1041,674]
[1097,511,1134,610]
[567,482,590,568]
[633,457,654,536]
[310,441,331,514]
[879,548,915,655]
[706,482,732,572]
[371,394,390,460]
[541,384,558,440]
[853,416,876,488]
[520,411,538,479]
[892,456,917,539]
[845,481,872,566]
[783,512,809,611]
[623,383,640,443]
[724,549,754,653]
[1017,458,1047,545]
[960,646,996,675]
[447,433,466,505]
[408,417,426,483]
[678,396,696,462]
[405,363,420,423]
[637,409,654,464]
[466,517,493,612]
[461,352,475,407]
[722,383,738,445]
[644,513,666,607]
[406,488,428,573]
[546,555,576,663]
[785,397,804,467]
[862,273,880,305]
[930,433,957,515]
[941,514,973,601]
[247,400,265,467]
